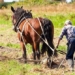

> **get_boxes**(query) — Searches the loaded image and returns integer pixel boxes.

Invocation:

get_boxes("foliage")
[0,2,15,9]
[0,3,7,9]
[33,13,75,28]
[17,0,60,7]
[48,13,75,28]
[0,11,75,28]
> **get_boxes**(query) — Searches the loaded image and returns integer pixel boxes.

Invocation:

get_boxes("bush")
[0,3,7,9]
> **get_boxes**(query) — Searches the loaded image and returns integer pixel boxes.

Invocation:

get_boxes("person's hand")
[56,39,61,49]
[56,45,59,49]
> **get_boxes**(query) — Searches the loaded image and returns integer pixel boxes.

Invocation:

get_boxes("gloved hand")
[56,45,59,49]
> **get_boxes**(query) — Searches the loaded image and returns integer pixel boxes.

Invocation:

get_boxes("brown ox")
[11,6,56,64]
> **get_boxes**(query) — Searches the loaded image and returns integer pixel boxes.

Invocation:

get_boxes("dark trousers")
[66,38,75,60]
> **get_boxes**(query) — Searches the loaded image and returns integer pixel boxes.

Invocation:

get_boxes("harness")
[13,14,55,66]
[12,12,26,32]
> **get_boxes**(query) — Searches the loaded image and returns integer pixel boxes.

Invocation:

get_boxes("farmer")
[56,20,75,71]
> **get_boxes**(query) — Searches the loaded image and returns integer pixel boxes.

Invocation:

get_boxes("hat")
[64,20,72,25]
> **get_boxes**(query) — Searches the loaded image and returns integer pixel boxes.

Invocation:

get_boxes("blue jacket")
[59,25,75,42]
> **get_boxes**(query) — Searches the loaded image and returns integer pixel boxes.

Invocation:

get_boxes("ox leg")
[36,43,40,60]
[32,42,40,64]
[47,41,54,68]
[32,47,36,60]
[32,42,37,60]
[20,42,27,63]
[32,46,36,64]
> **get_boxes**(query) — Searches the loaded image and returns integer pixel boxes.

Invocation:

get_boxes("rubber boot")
[67,59,74,71]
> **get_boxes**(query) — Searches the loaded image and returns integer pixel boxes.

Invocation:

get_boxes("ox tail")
[40,18,57,57]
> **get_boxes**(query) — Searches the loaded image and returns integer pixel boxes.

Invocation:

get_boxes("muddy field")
[0,43,74,75]
[0,25,75,75]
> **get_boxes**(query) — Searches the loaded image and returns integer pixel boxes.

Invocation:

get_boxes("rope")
[26,19,54,52]
[17,20,27,48]
[26,18,55,67]
[14,12,25,30]
[17,17,55,66]
[37,18,55,67]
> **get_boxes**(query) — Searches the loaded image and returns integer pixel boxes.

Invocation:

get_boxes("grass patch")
[6,43,20,49]
[0,19,12,25]
[42,13,75,28]
[0,60,22,75]
[8,13,75,28]
[0,60,26,75]
[0,59,75,75]
[0,42,20,49]
[0,13,12,25]
[57,45,67,52]
[0,60,42,75]
[13,0,60,7]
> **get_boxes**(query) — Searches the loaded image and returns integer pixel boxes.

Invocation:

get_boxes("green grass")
[11,0,60,7]
[6,43,20,49]
[57,45,67,53]
[0,59,75,75]
[0,43,20,50]
[41,13,75,28]
[0,19,11,25]
[0,60,22,75]
[0,8,75,28]
[0,60,43,75]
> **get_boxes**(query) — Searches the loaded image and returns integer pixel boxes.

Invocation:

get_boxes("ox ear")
[11,6,15,13]
[26,10,32,13]
[21,6,23,8]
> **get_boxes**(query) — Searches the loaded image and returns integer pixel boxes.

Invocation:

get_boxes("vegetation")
[0,0,75,54]
[0,2,15,9]
[0,1,75,75]
[0,1,75,51]
[18,0,60,6]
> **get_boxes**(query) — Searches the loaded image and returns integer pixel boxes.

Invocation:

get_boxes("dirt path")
[0,24,74,74]
[0,46,69,69]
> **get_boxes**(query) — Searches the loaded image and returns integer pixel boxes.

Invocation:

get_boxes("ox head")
[11,6,32,32]
[11,6,24,25]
